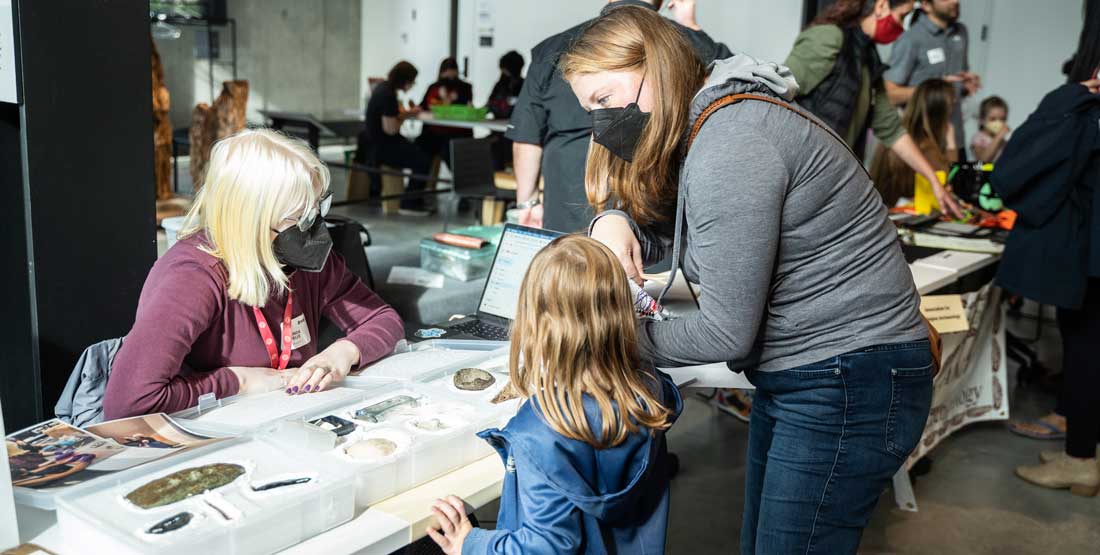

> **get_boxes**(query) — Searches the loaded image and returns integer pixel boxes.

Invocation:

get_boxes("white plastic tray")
[171,379,396,437]
[55,437,355,555]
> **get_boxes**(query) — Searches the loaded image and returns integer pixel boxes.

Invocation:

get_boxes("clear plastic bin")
[12,436,233,512]
[283,347,519,509]
[419,225,505,281]
[55,437,356,555]
[172,379,396,437]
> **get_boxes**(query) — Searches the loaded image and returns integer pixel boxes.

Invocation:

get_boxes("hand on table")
[285,340,360,395]
[517,204,544,228]
[427,496,473,555]
[229,367,288,395]
[933,183,966,220]
[590,214,644,285]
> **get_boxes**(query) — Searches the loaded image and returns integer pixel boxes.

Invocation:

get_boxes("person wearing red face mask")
[785,0,964,217]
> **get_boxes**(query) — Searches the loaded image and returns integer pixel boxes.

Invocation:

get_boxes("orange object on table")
[432,232,488,249]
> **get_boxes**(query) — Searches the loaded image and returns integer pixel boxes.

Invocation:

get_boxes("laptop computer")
[429,223,563,341]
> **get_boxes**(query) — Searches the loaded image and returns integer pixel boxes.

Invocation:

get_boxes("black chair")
[446,138,515,231]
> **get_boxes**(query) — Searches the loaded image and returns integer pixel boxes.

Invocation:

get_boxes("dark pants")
[414,126,471,169]
[742,341,934,554]
[375,138,431,210]
[1059,278,1100,458]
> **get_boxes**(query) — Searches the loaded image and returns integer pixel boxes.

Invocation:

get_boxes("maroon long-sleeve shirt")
[103,234,404,419]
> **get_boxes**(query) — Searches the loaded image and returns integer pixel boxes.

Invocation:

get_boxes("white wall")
[361,0,452,108]
[454,0,804,106]
[968,0,1083,135]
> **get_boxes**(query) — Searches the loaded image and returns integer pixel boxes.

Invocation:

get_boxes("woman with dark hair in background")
[995,0,1100,497]
[362,61,432,216]
[869,78,957,206]
[488,51,525,169]
[785,0,963,217]
[415,57,475,168]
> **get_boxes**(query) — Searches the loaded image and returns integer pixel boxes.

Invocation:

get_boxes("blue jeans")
[741,341,934,554]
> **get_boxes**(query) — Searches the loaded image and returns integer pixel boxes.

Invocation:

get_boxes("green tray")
[430,105,490,121]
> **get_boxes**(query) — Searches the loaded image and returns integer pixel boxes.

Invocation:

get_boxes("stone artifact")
[145,511,192,535]
[354,395,420,423]
[491,383,520,404]
[345,438,399,461]
[125,463,245,509]
[250,476,312,492]
[411,418,448,432]
[453,368,496,392]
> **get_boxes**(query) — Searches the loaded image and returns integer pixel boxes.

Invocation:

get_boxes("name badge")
[926,47,946,65]
[282,314,312,350]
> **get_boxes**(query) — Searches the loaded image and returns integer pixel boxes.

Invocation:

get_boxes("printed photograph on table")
[86,414,216,450]
[7,420,124,489]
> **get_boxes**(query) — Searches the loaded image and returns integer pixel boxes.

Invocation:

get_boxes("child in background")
[427,235,682,555]
[971,96,1010,162]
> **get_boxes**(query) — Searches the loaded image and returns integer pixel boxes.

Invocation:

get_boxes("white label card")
[926,47,946,65]
[282,314,311,350]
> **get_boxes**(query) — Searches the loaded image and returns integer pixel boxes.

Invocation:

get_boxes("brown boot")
[1016,455,1100,497]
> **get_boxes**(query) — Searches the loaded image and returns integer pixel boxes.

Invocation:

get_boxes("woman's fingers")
[313,373,335,393]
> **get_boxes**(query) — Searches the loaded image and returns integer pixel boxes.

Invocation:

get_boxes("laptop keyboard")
[450,320,510,341]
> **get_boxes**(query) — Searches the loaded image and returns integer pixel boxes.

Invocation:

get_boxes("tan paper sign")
[920,295,971,334]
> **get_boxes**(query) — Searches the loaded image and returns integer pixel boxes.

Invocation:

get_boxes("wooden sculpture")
[189,80,249,192]
[151,38,173,201]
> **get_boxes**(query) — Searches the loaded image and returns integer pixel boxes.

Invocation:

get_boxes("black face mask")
[272,217,333,273]
[590,77,650,162]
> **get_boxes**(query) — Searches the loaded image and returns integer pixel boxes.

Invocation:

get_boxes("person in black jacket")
[507,0,732,232]
[415,57,475,169]
[997,2,1100,497]
[488,51,526,169]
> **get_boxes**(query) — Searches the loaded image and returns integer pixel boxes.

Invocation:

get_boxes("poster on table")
[6,414,218,491]
[906,285,1009,469]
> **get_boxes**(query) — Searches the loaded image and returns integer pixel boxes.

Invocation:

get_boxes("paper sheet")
[387,266,445,288]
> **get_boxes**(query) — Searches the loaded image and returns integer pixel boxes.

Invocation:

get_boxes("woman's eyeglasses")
[282,190,333,232]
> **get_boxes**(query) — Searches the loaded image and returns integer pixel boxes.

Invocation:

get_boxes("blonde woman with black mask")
[104,129,404,419]
[562,7,936,553]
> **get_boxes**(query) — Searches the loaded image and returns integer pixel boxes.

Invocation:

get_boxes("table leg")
[892,467,919,512]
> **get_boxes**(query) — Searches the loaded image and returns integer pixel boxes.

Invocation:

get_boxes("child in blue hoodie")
[427,235,682,555]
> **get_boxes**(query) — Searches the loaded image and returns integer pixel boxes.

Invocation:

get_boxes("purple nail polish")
[304,385,312,392]
[291,386,299,393]
[285,388,292,394]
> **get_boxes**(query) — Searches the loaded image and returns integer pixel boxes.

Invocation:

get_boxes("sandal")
[1008,417,1066,440]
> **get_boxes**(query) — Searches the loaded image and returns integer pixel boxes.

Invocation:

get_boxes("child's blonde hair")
[509,235,672,449]
[178,128,329,307]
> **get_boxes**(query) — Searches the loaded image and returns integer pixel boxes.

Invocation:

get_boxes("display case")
[55,437,356,555]
[273,349,518,508]
[172,379,395,437]
[419,225,505,281]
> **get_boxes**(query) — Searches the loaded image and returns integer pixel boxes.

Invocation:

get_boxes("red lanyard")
[253,291,294,370]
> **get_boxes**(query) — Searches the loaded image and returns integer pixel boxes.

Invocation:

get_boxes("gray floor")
[330,207,1099,554]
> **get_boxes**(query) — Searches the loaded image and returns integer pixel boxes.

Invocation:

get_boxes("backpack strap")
[686,93,870,178]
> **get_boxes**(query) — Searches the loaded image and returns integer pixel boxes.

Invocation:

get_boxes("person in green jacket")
[785,0,963,218]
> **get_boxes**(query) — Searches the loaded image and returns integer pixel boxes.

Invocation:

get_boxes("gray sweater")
[602,56,926,372]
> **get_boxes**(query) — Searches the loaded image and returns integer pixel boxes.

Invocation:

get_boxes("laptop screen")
[477,225,561,321]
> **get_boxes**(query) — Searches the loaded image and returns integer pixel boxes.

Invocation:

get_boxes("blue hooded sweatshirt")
[462,370,683,555]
